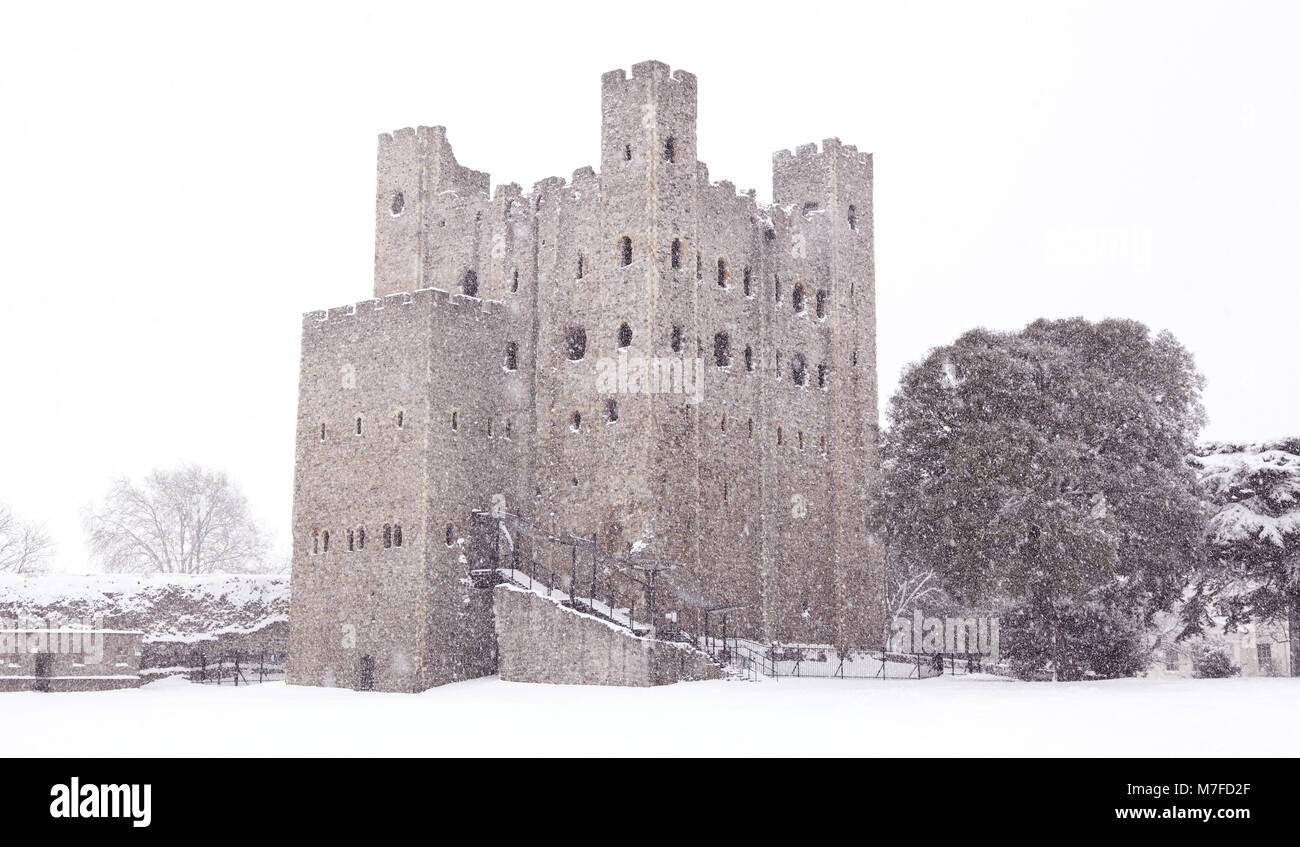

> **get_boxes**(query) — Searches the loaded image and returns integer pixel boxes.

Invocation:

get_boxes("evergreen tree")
[883,318,1207,678]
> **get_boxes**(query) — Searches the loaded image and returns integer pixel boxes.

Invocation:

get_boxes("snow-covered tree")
[0,503,54,573]
[1187,439,1300,675]
[85,465,270,574]
[882,318,1207,679]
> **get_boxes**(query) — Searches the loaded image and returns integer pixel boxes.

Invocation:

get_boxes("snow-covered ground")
[5,674,1298,757]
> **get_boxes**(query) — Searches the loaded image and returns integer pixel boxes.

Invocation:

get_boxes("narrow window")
[852,349,859,367]
[390,191,404,215]
[713,332,731,367]
[743,267,752,297]
[347,529,355,552]
[798,430,805,451]
[723,479,729,503]
[319,423,326,442]
[445,524,454,546]
[487,420,493,437]
[848,204,857,231]
[620,236,633,266]
[606,398,619,422]
[396,410,404,429]
[576,252,585,279]
[617,322,632,348]
[571,411,582,432]
[716,258,727,287]
[312,530,319,555]
[451,410,458,431]
[322,530,330,552]
[383,524,392,549]
[747,418,753,438]
[394,525,402,548]
[505,341,518,371]
[664,137,676,163]
[564,327,587,360]
[774,275,782,302]
[816,289,827,319]
[720,413,727,432]
[505,419,512,439]
[511,268,519,292]
[671,239,681,269]
[356,416,362,436]
[744,345,753,372]
[817,363,828,388]
[670,324,682,353]
[792,354,808,386]
[777,426,784,446]
[357,526,366,549]
[696,253,702,280]
[624,143,632,161]
[462,269,479,297]
[792,283,806,313]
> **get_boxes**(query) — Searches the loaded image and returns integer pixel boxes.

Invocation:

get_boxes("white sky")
[2,1,1297,572]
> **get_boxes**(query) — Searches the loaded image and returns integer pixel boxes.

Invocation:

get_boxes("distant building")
[0,628,142,692]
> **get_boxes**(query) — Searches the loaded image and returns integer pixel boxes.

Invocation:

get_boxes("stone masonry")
[288,60,885,692]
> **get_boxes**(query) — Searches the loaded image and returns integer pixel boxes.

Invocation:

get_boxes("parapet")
[302,287,504,332]
[602,61,697,93]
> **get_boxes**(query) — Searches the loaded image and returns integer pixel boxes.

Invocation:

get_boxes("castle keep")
[288,61,885,691]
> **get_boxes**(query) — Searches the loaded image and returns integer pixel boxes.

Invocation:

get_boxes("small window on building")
[716,258,727,287]
[713,332,731,367]
[792,283,806,313]
[720,413,727,432]
[396,410,404,429]
[620,236,633,266]
[617,322,632,348]
[462,269,479,297]
[774,275,782,302]
[624,143,632,161]
[777,426,784,446]
[394,525,403,548]
[817,363,828,388]
[664,137,676,163]
[747,418,753,438]
[357,526,366,549]
[744,345,753,372]
[570,411,582,432]
[576,253,585,279]
[696,253,702,280]
[383,524,392,549]
[511,269,519,293]
[671,239,681,269]
[312,530,319,555]
[505,341,518,371]
[798,430,805,451]
[605,398,619,422]
[670,324,682,353]
[848,204,857,230]
[451,411,459,431]
[564,327,588,360]
[816,289,827,319]
[347,529,355,552]
[803,201,819,212]
[320,423,326,442]
[391,191,404,216]
[356,417,362,436]
[445,524,454,546]
[322,530,330,552]
[792,354,808,386]
[743,267,752,297]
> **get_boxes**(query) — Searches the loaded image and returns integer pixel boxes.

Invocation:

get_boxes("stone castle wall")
[289,60,885,692]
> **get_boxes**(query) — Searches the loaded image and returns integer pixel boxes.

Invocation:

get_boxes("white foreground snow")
[5,674,1298,757]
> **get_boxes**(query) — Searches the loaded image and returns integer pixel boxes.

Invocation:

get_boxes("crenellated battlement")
[303,288,505,332]
[772,137,870,167]
[601,60,697,91]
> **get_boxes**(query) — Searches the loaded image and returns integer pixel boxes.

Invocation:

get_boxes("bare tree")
[85,465,269,574]
[0,504,55,573]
